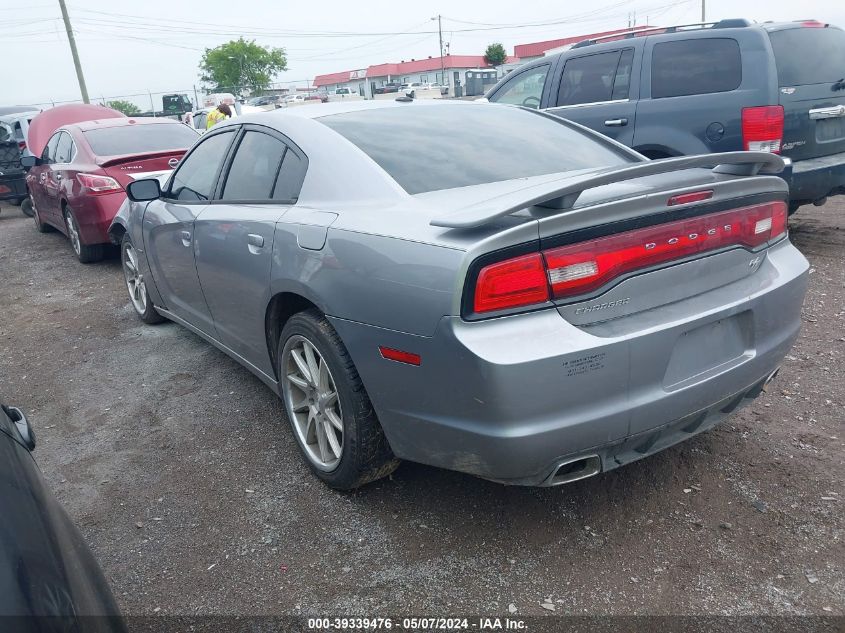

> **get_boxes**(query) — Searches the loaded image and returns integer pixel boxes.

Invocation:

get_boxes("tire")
[278,309,398,489]
[64,206,103,263]
[20,196,34,218]
[121,234,165,324]
[32,198,51,232]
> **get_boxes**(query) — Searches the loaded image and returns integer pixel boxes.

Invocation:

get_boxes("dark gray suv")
[486,19,845,214]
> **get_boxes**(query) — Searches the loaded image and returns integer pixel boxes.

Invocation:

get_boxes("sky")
[3,0,844,110]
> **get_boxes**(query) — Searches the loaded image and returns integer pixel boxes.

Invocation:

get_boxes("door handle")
[247,233,264,254]
[180,230,192,247]
[604,118,628,127]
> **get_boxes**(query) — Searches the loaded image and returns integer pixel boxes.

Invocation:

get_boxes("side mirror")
[20,155,38,168]
[126,178,162,202]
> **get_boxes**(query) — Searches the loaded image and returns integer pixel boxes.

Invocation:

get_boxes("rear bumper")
[786,150,845,203]
[72,192,125,245]
[330,239,809,486]
[0,174,27,201]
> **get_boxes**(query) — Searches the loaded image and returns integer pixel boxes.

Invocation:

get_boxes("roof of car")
[236,98,473,124]
[70,117,184,132]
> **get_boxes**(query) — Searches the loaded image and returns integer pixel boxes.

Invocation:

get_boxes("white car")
[283,94,306,105]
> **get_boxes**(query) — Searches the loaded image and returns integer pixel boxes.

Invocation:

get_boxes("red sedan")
[25,117,198,262]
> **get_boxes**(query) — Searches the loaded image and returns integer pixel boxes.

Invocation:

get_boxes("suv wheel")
[21,196,34,218]
[278,310,398,489]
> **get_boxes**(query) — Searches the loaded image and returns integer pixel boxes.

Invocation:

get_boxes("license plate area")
[816,117,845,143]
[663,311,754,391]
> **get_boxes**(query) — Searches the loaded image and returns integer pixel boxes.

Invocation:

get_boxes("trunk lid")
[98,151,183,188]
[768,25,845,161]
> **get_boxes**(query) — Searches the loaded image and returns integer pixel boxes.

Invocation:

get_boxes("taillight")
[76,173,123,194]
[18,141,26,152]
[742,106,784,153]
[471,201,788,314]
[474,253,549,313]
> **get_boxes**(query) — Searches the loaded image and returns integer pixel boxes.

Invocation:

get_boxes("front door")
[143,128,236,334]
[546,48,638,146]
[30,132,61,224]
[194,126,307,375]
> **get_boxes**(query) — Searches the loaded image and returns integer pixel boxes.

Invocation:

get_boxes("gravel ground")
[0,199,842,617]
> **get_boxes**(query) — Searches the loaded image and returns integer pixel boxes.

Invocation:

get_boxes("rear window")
[769,27,845,86]
[651,38,742,98]
[320,105,629,194]
[83,123,198,156]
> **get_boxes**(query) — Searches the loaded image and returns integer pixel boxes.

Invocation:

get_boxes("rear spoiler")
[97,149,185,168]
[430,151,786,229]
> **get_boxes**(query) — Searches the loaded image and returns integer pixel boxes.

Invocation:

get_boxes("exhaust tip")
[547,455,602,486]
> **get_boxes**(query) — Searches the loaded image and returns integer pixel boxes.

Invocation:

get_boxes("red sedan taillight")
[472,201,788,314]
[77,173,123,194]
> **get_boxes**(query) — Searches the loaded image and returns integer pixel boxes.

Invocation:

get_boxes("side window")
[611,49,635,100]
[490,65,549,109]
[168,130,234,201]
[54,132,74,164]
[272,149,305,202]
[557,51,623,106]
[652,38,741,98]
[42,132,61,163]
[221,131,286,201]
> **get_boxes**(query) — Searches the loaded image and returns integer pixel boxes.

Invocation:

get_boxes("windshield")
[320,104,630,194]
[83,123,198,156]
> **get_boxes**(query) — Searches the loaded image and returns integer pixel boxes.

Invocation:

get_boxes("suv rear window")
[651,38,741,98]
[83,123,198,156]
[320,105,629,194]
[769,27,845,86]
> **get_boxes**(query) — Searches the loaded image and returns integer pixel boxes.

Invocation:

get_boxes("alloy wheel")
[65,211,81,256]
[281,335,344,471]
[122,241,147,315]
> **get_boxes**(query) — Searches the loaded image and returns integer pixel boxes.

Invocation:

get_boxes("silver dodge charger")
[110,100,808,489]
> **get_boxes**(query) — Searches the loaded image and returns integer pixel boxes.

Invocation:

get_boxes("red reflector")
[0,185,11,194]
[379,346,421,366]
[76,173,123,194]
[18,142,26,151]
[667,190,713,206]
[543,201,788,300]
[474,253,549,313]
[742,106,784,153]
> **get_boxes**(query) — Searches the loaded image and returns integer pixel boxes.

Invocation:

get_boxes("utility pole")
[57,0,89,104]
[701,0,706,22]
[432,15,446,94]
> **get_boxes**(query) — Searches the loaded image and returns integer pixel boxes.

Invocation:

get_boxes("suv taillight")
[742,106,784,153]
[76,173,122,194]
[471,201,787,314]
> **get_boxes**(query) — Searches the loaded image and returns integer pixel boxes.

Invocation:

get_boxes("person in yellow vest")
[206,103,232,130]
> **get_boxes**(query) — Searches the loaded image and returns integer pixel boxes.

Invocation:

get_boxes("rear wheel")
[279,310,398,489]
[64,206,103,263]
[121,234,165,324]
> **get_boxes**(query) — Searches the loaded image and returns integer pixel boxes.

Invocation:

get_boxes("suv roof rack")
[571,18,753,48]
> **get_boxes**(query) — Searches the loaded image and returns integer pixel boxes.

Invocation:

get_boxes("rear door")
[143,128,236,335]
[194,125,307,375]
[768,25,845,161]
[546,47,639,145]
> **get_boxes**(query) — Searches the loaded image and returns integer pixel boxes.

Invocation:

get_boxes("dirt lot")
[0,199,842,618]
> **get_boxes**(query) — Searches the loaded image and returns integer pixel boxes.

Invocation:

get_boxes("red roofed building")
[513,27,653,61]
[313,54,518,98]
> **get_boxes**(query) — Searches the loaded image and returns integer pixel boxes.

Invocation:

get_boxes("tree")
[200,38,287,96]
[484,43,507,66]
[106,99,140,115]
